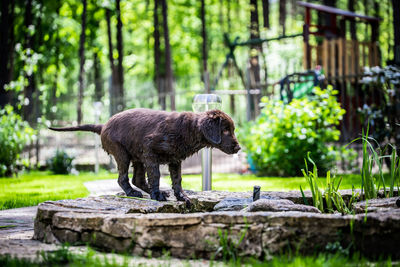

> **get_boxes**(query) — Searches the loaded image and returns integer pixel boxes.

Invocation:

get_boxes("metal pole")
[202,101,212,191]
[202,147,212,191]
[193,94,221,191]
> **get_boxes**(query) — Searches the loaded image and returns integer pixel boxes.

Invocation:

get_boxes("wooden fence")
[305,38,380,80]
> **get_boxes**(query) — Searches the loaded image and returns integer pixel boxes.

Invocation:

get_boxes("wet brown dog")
[50,108,240,206]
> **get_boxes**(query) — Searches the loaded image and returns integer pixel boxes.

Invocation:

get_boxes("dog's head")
[199,110,241,154]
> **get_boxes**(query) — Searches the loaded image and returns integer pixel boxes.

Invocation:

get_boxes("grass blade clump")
[389,144,400,197]
[301,152,324,212]
[359,127,378,200]
[301,152,354,214]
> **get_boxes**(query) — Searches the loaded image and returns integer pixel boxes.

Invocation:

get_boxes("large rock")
[246,199,321,213]
[353,197,400,213]
[33,190,400,260]
[213,195,279,211]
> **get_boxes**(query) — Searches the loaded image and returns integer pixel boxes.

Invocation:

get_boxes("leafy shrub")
[47,150,74,174]
[0,105,35,177]
[240,86,345,176]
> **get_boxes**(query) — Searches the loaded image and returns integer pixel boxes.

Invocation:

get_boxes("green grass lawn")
[0,171,113,210]
[0,170,373,210]
[175,173,363,192]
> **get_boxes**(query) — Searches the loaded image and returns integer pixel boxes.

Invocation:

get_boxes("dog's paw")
[175,192,192,208]
[184,198,192,209]
[151,190,167,201]
[161,190,170,198]
[126,190,143,198]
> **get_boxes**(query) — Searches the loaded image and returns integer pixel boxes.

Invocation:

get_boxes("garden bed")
[33,190,400,260]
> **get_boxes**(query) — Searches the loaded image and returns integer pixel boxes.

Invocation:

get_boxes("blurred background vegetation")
[0,0,399,178]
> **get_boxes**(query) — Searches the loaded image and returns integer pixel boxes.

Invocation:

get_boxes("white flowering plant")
[358,65,400,150]
[239,86,345,176]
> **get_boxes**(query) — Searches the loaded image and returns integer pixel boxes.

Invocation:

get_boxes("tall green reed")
[301,152,354,214]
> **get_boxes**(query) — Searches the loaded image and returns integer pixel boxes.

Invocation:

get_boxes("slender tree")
[161,0,174,110]
[393,0,400,65]
[249,0,261,86]
[93,51,103,102]
[262,0,270,28]
[77,0,87,124]
[106,8,118,115]
[0,0,14,107]
[279,0,286,35]
[153,0,165,109]
[115,0,124,111]
[200,0,209,93]
[23,0,35,122]
[348,0,356,40]
[48,3,61,120]
[248,0,261,119]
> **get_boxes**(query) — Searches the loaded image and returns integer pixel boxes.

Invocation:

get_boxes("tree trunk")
[279,0,286,36]
[0,0,12,107]
[227,0,231,32]
[106,8,118,115]
[34,2,44,167]
[49,3,61,120]
[93,51,103,102]
[77,0,87,125]
[393,0,400,65]
[23,0,35,122]
[7,0,15,85]
[348,0,357,40]
[161,0,174,110]
[249,0,261,119]
[115,0,124,112]
[249,0,261,86]
[200,0,209,93]
[153,0,165,110]
[262,0,270,29]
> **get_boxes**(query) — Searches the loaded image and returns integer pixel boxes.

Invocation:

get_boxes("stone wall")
[33,191,400,260]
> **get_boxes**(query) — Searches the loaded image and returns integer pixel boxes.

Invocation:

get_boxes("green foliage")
[214,222,248,263]
[47,149,74,174]
[349,126,400,201]
[240,86,345,176]
[301,152,356,214]
[0,105,35,177]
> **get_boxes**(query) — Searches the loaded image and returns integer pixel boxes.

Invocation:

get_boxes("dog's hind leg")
[110,145,143,198]
[169,162,191,207]
[132,162,150,193]
[144,162,167,201]
[133,162,170,199]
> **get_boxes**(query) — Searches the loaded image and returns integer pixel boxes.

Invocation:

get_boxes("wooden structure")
[299,1,381,81]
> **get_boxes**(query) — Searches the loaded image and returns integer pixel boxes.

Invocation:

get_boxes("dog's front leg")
[145,163,167,201]
[169,162,191,207]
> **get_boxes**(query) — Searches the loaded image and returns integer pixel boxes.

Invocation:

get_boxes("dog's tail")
[49,124,103,135]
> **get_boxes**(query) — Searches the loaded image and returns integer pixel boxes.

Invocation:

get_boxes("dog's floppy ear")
[201,114,222,145]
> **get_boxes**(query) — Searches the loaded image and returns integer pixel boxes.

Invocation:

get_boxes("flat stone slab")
[33,190,400,260]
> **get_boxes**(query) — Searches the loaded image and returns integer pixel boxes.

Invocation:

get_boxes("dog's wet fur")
[49,108,240,206]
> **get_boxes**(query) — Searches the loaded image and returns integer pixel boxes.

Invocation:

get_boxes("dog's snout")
[233,144,241,153]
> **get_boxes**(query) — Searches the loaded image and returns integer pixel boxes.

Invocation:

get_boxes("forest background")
[0,0,398,128]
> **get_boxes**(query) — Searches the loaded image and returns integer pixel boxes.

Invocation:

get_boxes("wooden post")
[323,40,329,78]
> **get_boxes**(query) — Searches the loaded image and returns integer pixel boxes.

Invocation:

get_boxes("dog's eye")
[223,130,230,135]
